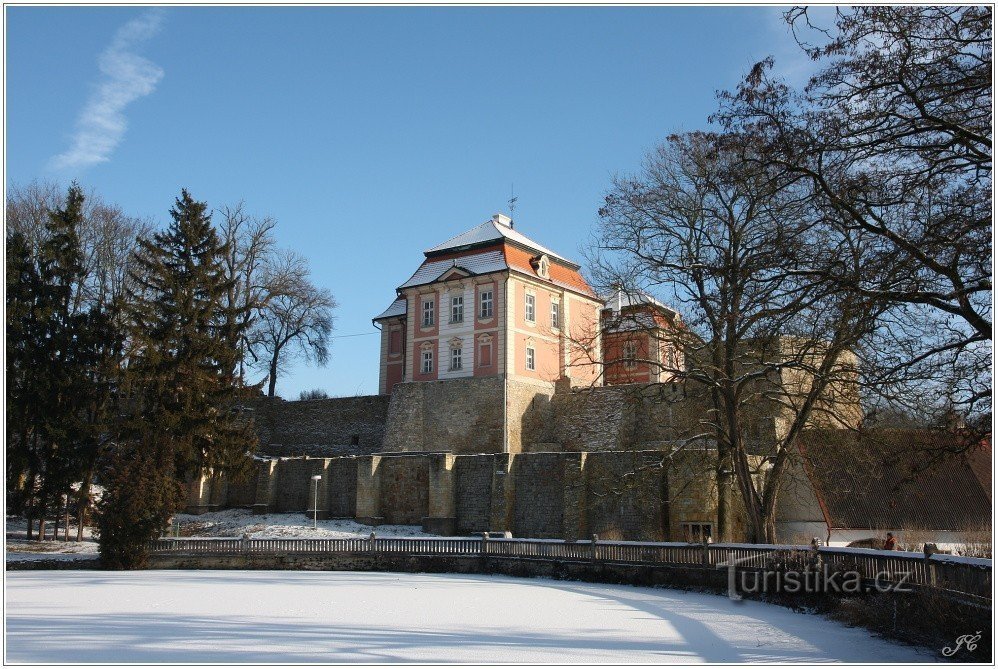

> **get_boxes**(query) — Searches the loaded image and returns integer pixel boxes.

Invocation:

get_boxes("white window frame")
[450,346,463,371]
[450,295,463,324]
[550,301,560,329]
[681,522,713,543]
[479,289,493,319]
[421,349,433,374]
[526,345,535,371]
[623,340,638,369]
[525,293,535,323]
[422,299,435,327]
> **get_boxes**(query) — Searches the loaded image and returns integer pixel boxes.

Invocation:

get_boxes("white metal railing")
[146,535,991,603]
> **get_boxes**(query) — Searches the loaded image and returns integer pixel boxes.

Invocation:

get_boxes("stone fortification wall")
[520,382,778,455]
[378,455,430,525]
[197,447,721,542]
[510,452,568,538]
[584,450,670,541]
[248,377,782,459]
[381,377,508,454]
[251,395,390,457]
[454,455,498,534]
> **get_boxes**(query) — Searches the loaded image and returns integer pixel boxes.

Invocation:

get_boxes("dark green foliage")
[98,190,258,566]
[96,441,183,570]
[124,189,257,480]
[5,184,101,527]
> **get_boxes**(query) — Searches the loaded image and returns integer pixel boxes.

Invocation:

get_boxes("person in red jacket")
[883,532,897,550]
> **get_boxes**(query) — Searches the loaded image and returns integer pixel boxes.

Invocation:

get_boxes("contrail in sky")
[51,10,165,171]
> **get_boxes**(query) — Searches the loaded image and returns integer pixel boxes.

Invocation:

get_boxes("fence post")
[591,534,599,564]
[241,533,250,554]
[481,532,489,558]
[701,540,711,567]
[369,531,376,553]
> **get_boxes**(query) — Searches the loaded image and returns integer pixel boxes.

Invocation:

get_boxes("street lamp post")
[311,475,322,530]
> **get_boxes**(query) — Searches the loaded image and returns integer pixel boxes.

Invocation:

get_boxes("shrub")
[96,443,183,570]
[298,388,329,401]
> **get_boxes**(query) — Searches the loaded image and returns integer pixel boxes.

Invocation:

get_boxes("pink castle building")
[373,214,605,395]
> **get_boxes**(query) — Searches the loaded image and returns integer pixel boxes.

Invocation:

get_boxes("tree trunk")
[715,446,733,542]
[64,495,70,541]
[76,479,92,542]
[267,354,279,398]
[52,502,60,542]
[24,463,36,541]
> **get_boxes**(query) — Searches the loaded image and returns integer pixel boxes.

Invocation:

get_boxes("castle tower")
[374,213,603,395]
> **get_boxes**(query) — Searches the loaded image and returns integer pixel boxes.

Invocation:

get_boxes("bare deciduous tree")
[716,6,992,420]
[593,131,881,543]
[249,250,337,398]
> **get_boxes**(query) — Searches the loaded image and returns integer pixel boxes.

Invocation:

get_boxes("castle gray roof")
[373,297,407,321]
[424,215,571,264]
[398,249,508,289]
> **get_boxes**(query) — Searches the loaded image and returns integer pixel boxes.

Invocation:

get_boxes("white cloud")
[51,10,165,171]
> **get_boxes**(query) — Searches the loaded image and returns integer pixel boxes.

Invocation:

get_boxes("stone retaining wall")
[197,448,719,541]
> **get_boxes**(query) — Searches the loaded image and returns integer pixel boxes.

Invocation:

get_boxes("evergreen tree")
[125,189,257,478]
[6,231,40,517]
[6,185,94,538]
[100,190,257,567]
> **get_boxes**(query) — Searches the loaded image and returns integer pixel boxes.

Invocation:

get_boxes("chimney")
[493,213,513,229]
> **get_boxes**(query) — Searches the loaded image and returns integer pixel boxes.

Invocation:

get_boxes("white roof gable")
[398,249,508,289]
[603,288,676,315]
[424,216,570,263]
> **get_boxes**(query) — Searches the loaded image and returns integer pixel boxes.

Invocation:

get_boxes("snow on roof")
[373,297,407,321]
[398,249,508,289]
[424,215,571,264]
[603,288,676,315]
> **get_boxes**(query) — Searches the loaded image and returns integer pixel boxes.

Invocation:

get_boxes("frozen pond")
[5,570,933,663]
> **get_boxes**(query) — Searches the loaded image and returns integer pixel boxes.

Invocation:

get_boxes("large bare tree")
[716,6,992,421]
[593,131,881,542]
[249,251,337,398]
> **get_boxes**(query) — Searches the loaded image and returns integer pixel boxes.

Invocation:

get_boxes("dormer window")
[533,254,551,279]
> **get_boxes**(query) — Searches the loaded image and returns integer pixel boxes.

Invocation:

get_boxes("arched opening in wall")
[351,435,360,446]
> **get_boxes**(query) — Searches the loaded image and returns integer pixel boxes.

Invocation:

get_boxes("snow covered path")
[6,571,933,663]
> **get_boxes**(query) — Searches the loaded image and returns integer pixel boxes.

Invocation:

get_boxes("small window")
[525,294,535,323]
[550,301,560,329]
[526,345,535,371]
[450,346,463,371]
[421,350,433,373]
[623,341,637,369]
[682,522,713,543]
[451,295,463,324]
[389,330,401,355]
[479,289,493,319]
[537,255,550,279]
[479,342,492,367]
[350,435,360,446]
[422,299,435,327]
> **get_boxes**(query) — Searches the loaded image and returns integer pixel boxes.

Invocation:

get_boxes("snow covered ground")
[171,508,440,539]
[6,510,436,562]
[5,570,933,663]
[5,517,98,563]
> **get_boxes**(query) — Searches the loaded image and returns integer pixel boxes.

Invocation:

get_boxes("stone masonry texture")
[251,395,390,457]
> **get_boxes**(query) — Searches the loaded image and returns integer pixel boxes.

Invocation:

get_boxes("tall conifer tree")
[99,190,256,567]
[127,189,256,477]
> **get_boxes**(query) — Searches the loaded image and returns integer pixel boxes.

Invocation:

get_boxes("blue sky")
[6,6,821,398]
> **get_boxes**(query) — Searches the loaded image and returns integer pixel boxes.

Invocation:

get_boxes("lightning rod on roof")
[508,184,517,229]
